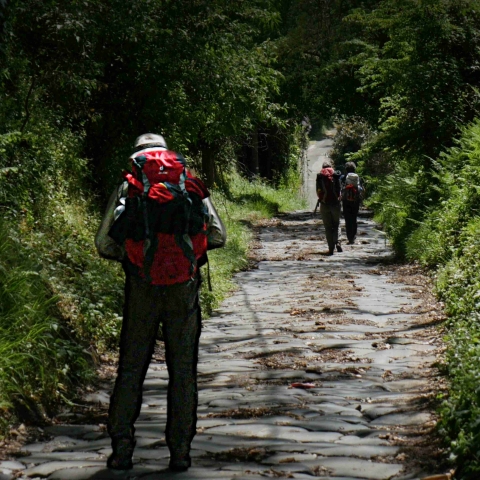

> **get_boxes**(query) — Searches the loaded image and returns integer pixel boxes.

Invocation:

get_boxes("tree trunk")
[201,143,215,188]
[251,129,259,177]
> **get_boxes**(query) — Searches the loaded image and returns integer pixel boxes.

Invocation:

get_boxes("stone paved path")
[304,134,335,209]
[1,211,445,480]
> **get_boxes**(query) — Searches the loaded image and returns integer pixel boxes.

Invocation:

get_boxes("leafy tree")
[348,0,480,161]
[2,0,288,190]
[276,0,381,126]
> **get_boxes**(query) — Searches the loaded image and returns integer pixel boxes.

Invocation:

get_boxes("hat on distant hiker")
[345,161,356,173]
[322,160,333,168]
[133,133,168,153]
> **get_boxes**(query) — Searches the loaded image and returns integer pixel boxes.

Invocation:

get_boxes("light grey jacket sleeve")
[95,182,127,261]
[204,197,226,250]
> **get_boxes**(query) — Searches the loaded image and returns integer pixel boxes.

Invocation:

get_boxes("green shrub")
[330,117,372,170]
[396,119,480,477]
[0,121,124,432]
[0,221,91,430]
[365,159,432,255]
[436,238,480,478]
[39,199,125,350]
[406,121,480,268]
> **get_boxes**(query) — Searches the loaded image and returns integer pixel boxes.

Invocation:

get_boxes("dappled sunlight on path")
[8,211,446,480]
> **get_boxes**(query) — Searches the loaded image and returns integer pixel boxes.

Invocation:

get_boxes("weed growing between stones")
[206,447,270,463]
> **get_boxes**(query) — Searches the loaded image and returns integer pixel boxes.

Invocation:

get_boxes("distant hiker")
[341,161,363,244]
[95,133,226,472]
[316,160,342,255]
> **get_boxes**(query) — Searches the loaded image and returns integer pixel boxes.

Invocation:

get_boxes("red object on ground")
[290,382,316,389]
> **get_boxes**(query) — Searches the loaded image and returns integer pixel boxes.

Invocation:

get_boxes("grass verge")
[0,220,92,431]
[373,118,480,478]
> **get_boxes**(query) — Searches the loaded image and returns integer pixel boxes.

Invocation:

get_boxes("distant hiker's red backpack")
[108,149,209,285]
[316,167,341,204]
[341,173,363,202]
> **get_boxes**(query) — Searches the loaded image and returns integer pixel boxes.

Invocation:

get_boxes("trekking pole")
[313,199,320,215]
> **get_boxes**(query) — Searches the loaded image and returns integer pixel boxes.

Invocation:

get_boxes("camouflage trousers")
[108,267,201,459]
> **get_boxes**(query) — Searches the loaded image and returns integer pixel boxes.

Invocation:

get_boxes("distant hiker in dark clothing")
[341,161,363,244]
[316,160,342,255]
[95,133,226,472]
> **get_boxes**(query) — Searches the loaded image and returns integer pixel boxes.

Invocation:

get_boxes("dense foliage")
[3,0,480,474]
[278,0,480,476]
[0,0,305,432]
[406,121,480,478]
[4,0,298,189]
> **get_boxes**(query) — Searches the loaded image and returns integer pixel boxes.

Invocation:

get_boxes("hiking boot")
[336,243,343,253]
[107,437,136,470]
[169,454,191,471]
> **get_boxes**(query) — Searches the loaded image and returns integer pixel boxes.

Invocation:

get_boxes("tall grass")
[0,124,124,433]
[0,221,91,430]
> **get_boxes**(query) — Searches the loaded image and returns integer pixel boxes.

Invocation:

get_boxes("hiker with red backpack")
[316,160,343,255]
[95,133,226,472]
[340,161,363,244]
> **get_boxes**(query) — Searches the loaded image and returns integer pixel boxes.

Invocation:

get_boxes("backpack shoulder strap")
[320,175,328,202]
[132,155,151,195]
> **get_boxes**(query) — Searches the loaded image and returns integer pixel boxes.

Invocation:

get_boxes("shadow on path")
[11,211,446,480]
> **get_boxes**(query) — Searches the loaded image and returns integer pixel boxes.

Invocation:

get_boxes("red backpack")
[109,149,209,285]
[316,167,341,204]
[341,173,363,202]
[343,183,359,202]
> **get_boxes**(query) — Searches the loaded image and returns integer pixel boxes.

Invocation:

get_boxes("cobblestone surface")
[3,130,446,480]
[7,206,446,480]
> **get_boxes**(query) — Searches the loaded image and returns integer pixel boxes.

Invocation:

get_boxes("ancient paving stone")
[261,452,318,464]
[335,435,391,446]
[190,434,288,453]
[11,198,443,479]
[140,470,231,479]
[19,452,102,464]
[360,405,404,420]
[0,462,25,471]
[231,476,324,480]
[48,464,160,479]
[21,436,90,453]
[22,460,105,477]
[371,412,433,426]
[381,379,431,392]
[308,457,403,479]
[205,424,343,443]
[44,425,100,436]
[308,444,400,458]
